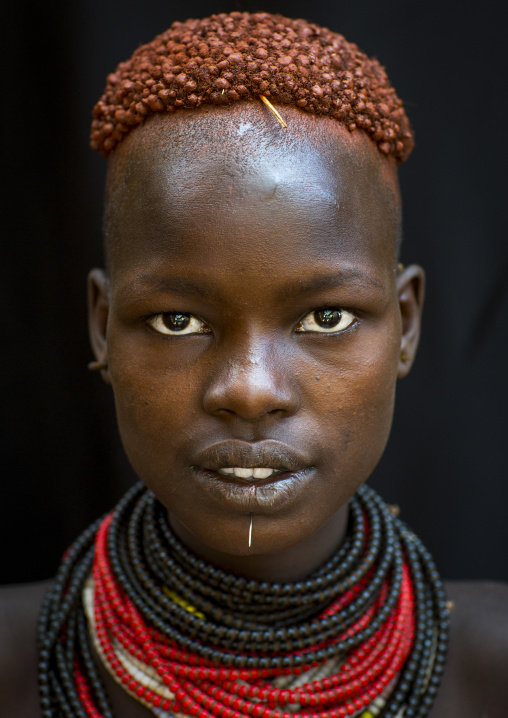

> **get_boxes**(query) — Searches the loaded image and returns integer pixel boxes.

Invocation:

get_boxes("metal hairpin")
[259,95,287,128]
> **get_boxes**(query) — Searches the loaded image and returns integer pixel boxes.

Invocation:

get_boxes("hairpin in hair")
[259,95,287,129]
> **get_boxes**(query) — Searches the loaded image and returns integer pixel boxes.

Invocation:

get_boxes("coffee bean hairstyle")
[91,12,414,163]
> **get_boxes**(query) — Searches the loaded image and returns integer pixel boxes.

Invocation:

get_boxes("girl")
[1,12,507,718]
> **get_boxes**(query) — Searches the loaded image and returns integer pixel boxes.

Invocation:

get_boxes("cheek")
[107,333,202,471]
[307,330,400,467]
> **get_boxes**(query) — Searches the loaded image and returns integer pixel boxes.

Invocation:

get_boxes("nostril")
[206,395,296,421]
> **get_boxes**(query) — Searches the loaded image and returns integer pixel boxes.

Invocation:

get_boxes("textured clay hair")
[91,12,414,163]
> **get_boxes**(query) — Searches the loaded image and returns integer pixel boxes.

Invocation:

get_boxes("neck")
[168,504,350,582]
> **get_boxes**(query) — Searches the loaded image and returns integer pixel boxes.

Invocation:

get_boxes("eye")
[295,307,356,333]
[147,312,211,336]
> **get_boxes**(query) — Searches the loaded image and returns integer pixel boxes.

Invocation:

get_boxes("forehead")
[104,104,400,279]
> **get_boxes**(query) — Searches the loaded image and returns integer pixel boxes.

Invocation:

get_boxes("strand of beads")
[90,500,415,718]
[38,516,115,718]
[38,483,450,718]
[107,485,401,665]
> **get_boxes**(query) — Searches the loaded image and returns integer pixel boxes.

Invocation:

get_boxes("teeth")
[217,467,278,480]
[234,468,253,479]
[253,468,275,479]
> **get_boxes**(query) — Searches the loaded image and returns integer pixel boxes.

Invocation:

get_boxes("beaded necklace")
[38,484,450,718]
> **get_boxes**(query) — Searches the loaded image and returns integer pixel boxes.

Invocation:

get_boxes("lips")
[192,439,311,477]
[190,440,315,510]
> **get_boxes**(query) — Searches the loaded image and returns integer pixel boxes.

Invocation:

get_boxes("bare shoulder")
[430,580,508,718]
[447,580,508,666]
[0,580,51,718]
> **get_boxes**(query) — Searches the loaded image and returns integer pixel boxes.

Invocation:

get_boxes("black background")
[1,0,507,585]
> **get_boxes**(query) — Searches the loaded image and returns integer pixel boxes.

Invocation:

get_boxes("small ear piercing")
[397,262,405,273]
[88,360,108,372]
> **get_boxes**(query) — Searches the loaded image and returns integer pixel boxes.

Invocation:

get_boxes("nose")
[202,338,300,420]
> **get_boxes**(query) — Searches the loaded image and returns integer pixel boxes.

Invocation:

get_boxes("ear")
[88,268,111,384]
[397,264,425,378]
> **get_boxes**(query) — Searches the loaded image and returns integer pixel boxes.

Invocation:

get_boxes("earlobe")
[87,268,111,384]
[396,264,425,379]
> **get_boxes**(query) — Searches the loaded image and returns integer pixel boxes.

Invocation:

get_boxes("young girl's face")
[89,105,423,567]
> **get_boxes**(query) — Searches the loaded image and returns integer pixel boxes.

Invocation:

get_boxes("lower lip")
[191,467,315,512]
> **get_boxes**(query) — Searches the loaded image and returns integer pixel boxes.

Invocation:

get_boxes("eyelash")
[294,308,356,334]
[146,313,211,336]
[146,307,357,337]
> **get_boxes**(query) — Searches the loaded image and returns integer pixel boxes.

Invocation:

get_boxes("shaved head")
[103,103,402,270]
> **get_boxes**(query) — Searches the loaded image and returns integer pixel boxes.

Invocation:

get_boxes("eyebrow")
[120,268,384,303]
[279,270,384,300]
[119,276,219,302]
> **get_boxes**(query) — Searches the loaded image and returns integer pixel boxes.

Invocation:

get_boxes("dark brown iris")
[162,313,190,331]
[315,309,341,328]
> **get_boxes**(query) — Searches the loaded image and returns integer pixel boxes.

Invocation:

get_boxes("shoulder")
[446,580,508,667]
[0,580,51,718]
[430,580,508,718]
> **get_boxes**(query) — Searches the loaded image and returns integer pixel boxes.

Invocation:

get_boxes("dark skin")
[1,104,507,717]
